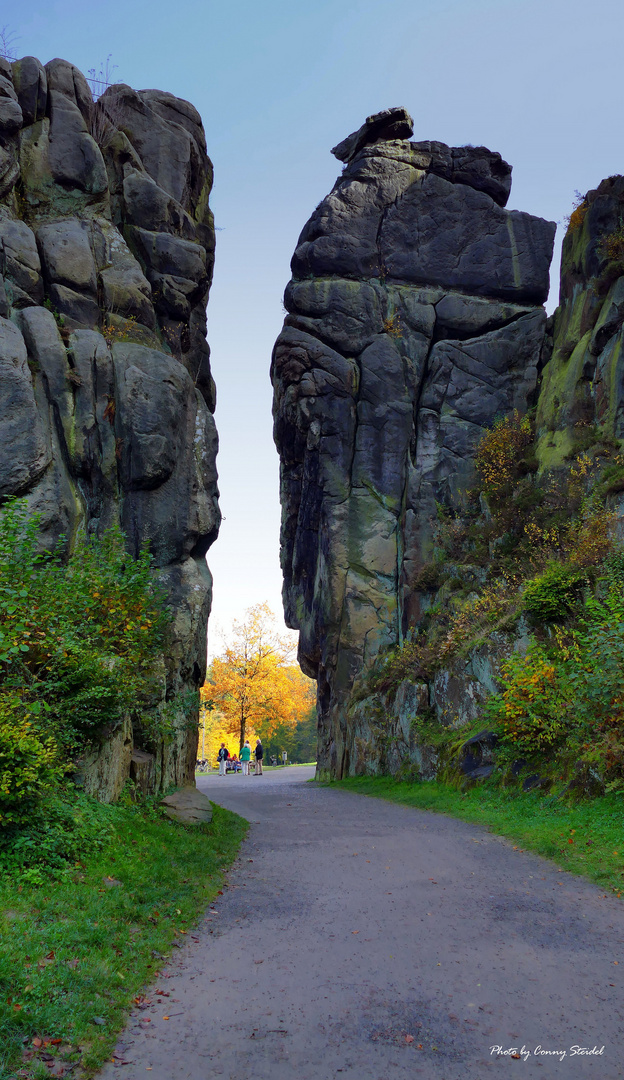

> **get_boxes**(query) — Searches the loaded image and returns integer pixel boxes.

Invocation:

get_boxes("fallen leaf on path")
[351,931,359,934]
[162,1016,169,1021]
[405,1035,414,1044]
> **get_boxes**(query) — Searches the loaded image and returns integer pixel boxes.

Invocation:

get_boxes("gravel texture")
[97,768,624,1079]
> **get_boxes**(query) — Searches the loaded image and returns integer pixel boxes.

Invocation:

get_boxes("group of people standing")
[217,739,263,776]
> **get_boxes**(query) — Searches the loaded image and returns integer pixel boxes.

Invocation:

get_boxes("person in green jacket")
[240,740,252,775]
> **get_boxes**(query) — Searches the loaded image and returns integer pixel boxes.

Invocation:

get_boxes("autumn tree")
[205,603,315,752]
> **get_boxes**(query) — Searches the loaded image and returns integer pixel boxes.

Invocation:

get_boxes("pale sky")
[6,0,624,655]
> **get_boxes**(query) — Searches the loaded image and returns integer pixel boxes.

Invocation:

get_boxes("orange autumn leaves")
[201,603,315,756]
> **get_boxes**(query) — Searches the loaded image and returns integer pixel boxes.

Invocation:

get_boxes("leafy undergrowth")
[330,777,624,896]
[0,800,247,1080]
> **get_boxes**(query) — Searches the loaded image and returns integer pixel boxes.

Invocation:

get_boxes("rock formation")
[0,56,219,797]
[272,108,556,778]
[536,177,624,468]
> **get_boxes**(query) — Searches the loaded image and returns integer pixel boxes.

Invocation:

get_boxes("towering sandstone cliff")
[0,56,219,796]
[272,108,557,778]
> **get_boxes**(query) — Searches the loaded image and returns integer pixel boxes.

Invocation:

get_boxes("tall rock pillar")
[271,109,556,778]
[0,56,219,796]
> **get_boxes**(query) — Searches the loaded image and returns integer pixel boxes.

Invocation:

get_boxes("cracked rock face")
[272,110,555,779]
[0,55,219,797]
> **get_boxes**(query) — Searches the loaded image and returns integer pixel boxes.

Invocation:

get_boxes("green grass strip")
[0,802,247,1080]
[328,777,624,896]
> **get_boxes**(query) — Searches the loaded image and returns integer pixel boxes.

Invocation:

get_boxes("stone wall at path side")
[271,107,558,779]
[0,55,220,798]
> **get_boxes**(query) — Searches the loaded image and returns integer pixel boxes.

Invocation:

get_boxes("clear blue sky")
[8,0,624,652]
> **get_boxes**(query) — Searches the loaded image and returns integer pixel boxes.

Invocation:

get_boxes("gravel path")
[98,768,624,1079]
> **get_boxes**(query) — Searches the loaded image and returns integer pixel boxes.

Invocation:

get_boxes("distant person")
[217,743,229,776]
[254,739,263,775]
[240,740,252,775]
[282,750,287,766]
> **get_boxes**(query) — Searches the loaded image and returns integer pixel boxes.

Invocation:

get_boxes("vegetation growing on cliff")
[0,500,173,869]
[367,411,624,792]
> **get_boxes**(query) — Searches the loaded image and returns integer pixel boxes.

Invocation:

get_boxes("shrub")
[597,225,624,264]
[564,191,588,233]
[486,641,567,752]
[474,410,533,498]
[523,563,588,623]
[0,788,114,877]
[0,499,170,828]
[0,692,61,825]
[382,312,402,339]
[485,549,624,776]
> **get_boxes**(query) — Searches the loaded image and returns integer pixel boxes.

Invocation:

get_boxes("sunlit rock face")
[272,108,556,778]
[0,55,219,796]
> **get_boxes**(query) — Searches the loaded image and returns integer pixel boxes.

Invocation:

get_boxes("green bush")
[523,563,587,622]
[0,789,114,880]
[0,498,170,830]
[486,549,624,775]
[0,692,61,825]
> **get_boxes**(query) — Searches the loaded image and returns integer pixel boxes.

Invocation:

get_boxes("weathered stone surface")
[44,58,92,118]
[0,215,43,303]
[536,175,624,466]
[0,75,23,136]
[332,107,414,164]
[130,749,155,796]
[0,55,220,800]
[11,56,47,125]
[272,113,555,778]
[0,316,49,496]
[161,786,213,824]
[37,217,98,292]
[47,88,107,195]
[74,716,133,804]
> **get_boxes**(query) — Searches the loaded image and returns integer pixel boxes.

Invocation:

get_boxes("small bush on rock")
[523,563,588,623]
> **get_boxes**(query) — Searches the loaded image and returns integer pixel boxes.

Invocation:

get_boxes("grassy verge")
[0,801,247,1080]
[329,777,624,896]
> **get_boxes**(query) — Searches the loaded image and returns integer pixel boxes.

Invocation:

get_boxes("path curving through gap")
[98,769,624,1079]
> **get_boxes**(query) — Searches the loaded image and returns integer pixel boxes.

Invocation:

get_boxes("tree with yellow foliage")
[204,603,315,755]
